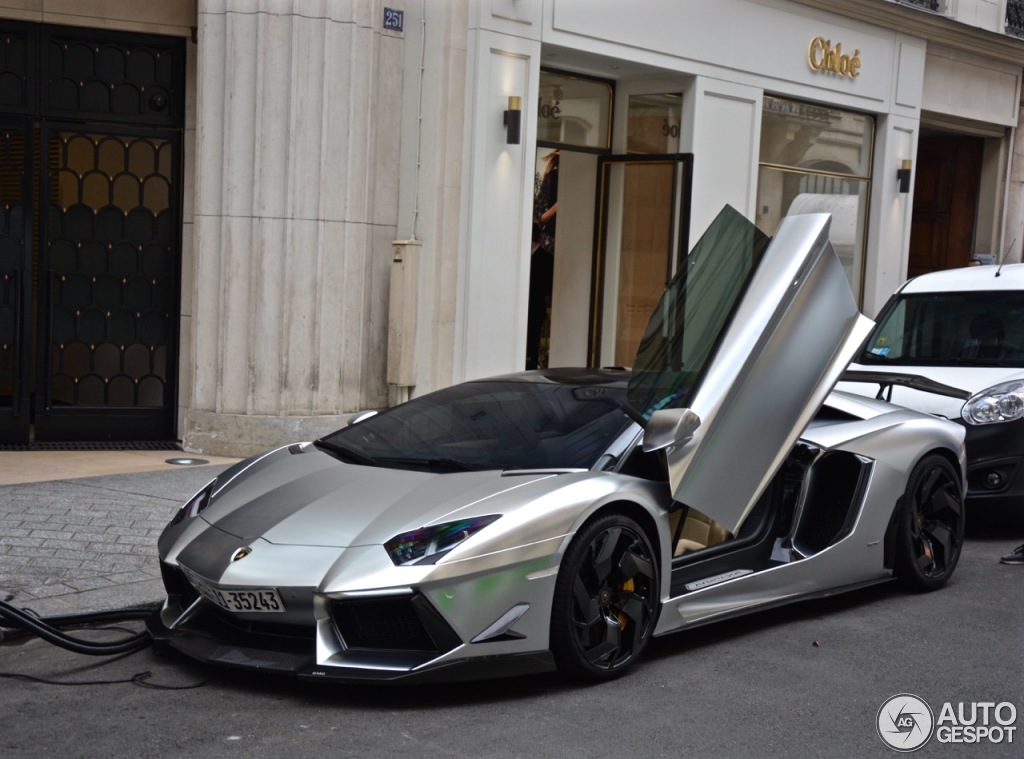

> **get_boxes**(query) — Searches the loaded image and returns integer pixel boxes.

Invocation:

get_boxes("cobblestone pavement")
[0,465,232,615]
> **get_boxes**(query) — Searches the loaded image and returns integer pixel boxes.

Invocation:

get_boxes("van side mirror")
[642,408,701,452]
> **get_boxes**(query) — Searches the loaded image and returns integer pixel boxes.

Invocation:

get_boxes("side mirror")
[347,410,378,426]
[642,408,701,452]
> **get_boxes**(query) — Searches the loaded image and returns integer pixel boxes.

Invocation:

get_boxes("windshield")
[624,205,771,421]
[319,378,632,472]
[858,291,1024,368]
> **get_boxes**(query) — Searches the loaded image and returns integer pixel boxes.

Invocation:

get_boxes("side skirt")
[653,575,894,638]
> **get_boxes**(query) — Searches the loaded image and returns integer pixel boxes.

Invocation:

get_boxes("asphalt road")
[2,518,1022,759]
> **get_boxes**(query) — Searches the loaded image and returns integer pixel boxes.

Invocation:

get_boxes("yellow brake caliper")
[617,578,635,629]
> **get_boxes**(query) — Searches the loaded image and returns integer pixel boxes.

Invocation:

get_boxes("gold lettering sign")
[808,36,861,79]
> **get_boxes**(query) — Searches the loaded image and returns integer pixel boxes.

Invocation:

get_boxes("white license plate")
[182,568,285,613]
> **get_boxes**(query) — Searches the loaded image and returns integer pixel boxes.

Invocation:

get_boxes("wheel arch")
[883,446,964,571]
[925,445,965,486]
[566,499,667,586]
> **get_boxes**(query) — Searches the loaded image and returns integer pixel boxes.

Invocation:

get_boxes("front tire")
[894,455,964,591]
[550,513,659,680]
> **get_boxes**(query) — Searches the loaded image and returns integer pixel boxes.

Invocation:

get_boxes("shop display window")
[757,95,874,302]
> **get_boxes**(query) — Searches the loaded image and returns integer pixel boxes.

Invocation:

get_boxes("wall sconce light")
[897,159,912,194]
[504,96,522,145]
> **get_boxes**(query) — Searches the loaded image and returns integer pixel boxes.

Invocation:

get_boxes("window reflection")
[757,96,874,303]
[537,70,612,150]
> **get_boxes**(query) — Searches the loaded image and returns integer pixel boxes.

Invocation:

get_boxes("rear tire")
[550,514,659,680]
[894,455,964,591]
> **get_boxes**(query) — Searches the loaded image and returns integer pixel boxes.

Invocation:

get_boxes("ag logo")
[877,694,935,752]
[230,546,252,562]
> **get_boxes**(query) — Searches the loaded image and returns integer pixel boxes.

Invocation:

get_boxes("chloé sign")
[808,36,861,78]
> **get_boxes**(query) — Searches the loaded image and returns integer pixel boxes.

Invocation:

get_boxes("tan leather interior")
[670,507,732,557]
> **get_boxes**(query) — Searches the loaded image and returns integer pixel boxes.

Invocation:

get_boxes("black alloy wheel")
[895,455,964,591]
[550,513,659,680]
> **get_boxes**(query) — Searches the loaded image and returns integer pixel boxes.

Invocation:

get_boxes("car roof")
[900,263,1024,294]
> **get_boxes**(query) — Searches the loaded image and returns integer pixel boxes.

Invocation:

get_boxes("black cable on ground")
[0,598,156,655]
[0,599,213,689]
[14,603,159,630]
[0,670,212,690]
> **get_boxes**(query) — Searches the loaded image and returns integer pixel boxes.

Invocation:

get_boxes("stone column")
[185,0,403,455]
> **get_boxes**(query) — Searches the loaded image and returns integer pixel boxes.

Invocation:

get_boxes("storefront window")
[757,95,874,301]
[537,70,612,149]
[626,93,682,153]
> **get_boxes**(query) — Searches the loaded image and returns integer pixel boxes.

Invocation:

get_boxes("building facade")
[0,0,1022,455]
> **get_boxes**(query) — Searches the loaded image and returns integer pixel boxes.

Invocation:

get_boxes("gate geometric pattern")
[0,122,28,416]
[45,128,175,408]
[0,21,183,442]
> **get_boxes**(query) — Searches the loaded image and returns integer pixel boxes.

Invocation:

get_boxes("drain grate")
[0,441,182,452]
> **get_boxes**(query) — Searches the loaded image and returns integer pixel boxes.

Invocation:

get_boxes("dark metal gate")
[0,22,184,443]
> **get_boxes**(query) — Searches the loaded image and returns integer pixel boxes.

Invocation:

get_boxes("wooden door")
[907,135,983,277]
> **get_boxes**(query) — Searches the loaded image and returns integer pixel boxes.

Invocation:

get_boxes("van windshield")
[858,291,1024,368]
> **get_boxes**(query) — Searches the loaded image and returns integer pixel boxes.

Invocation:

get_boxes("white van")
[841,263,1024,510]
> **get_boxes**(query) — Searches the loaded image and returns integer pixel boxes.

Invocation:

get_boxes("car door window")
[624,205,770,421]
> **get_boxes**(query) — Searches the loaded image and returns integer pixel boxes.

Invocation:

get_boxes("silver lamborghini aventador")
[149,207,967,682]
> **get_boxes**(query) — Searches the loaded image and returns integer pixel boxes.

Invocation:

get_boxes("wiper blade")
[313,440,379,467]
[372,456,490,472]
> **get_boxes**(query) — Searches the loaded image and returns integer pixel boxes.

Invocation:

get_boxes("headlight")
[962,380,1024,425]
[384,515,501,566]
[169,483,214,526]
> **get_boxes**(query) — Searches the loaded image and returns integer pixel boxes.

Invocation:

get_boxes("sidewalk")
[0,451,239,616]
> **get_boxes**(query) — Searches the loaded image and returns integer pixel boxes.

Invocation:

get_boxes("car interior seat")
[960,312,1005,359]
[668,506,732,557]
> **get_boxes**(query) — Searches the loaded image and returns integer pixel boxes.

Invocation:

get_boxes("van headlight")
[962,380,1024,425]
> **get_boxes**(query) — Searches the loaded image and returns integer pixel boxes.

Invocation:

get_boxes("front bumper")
[146,607,554,683]
[962,419,1024,510]
[148,562,557,684]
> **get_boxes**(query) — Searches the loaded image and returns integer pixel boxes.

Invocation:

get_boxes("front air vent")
[329,594,461,654]
[160,562,199,607]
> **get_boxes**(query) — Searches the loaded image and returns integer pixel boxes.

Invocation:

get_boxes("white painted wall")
[862,114,918,318]
[860,33,926,317]
[546,0,901,112]
[685,77,763,244]
[923,44,1022,126]
[455,15,542,382]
